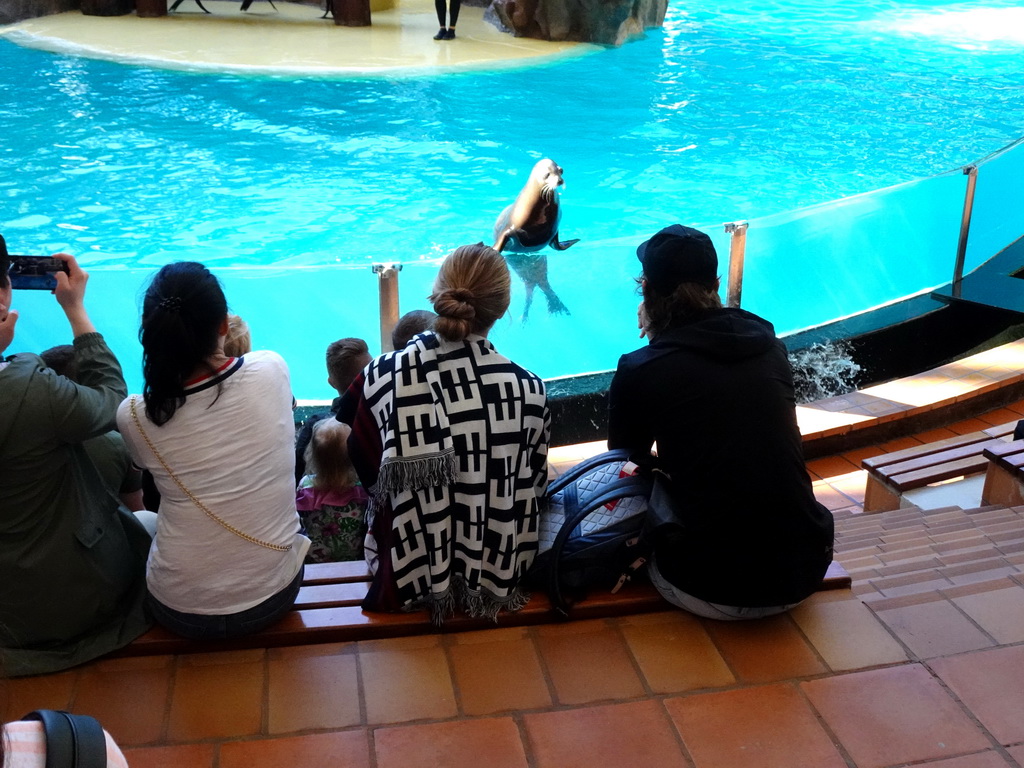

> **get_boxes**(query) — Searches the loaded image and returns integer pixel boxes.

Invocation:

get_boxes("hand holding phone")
[0,305,17,354]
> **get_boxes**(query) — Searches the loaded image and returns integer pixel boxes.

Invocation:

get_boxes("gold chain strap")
[129,396,291,552]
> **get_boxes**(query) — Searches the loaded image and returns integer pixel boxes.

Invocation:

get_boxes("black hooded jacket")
[608,307,834,607]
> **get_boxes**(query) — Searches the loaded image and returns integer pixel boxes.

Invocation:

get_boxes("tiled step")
[834,502,1024,603]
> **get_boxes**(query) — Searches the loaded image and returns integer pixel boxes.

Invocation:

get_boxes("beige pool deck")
[0,0,593,74]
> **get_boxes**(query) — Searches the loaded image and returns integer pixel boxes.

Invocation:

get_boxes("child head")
[391,309,437,350]
[224,313,251,357]
[325,337,371,396]
[304,418,356,491]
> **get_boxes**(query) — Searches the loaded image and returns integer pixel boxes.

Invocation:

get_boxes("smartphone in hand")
[8,256,70,290]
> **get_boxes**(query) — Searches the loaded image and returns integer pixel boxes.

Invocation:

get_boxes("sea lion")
[492,158,579,321]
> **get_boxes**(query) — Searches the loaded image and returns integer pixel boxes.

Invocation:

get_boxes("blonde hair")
[429,244,511,342]
[224,313,252,357]
[304,419,357,491]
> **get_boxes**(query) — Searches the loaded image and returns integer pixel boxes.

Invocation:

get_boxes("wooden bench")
[114,560,852,657]
[862,420,1018,512]
[982,439,1024,507]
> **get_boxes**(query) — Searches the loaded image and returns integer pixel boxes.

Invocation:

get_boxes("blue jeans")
[147,566,304,640]
[648,555,800,621]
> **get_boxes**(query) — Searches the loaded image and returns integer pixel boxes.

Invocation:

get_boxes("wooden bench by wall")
[982,439,1024,507]
[862,421,1017,512]
[114,560,852,657]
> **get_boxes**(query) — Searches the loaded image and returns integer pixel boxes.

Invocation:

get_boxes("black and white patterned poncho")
[347,331,550,624]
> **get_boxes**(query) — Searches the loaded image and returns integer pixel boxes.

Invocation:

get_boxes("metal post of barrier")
[724,221,748,308]
[372,263,402,353]
[952,165,978,299]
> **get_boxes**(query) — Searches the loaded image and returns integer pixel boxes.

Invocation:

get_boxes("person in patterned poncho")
[342,244,551,624]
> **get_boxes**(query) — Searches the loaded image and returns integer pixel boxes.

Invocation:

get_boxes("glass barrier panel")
[965,140,1024,272]
[736,172,966,336]
[7,157,1012,396]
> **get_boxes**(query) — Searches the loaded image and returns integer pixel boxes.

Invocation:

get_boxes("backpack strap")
[645,469,685,538]
[545,448,632,497]
[22,710,107,768]
[547,474,652,616]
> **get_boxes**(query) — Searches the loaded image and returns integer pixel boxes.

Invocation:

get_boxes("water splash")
[789,340,861,404]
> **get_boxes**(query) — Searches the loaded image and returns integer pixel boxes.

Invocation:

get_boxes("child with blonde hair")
[223,313,251,357]
[296,418,369,563]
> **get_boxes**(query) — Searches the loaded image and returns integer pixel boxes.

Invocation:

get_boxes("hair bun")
[435,288,476,321]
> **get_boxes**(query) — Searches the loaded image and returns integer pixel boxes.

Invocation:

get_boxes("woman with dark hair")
[0,238,150,676]
[116,262,308,639]
[343,244,550,623]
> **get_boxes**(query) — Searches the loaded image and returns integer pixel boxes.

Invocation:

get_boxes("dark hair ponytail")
[140,262,227,426]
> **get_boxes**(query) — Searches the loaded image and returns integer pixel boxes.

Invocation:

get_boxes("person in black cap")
[608,224,835,619]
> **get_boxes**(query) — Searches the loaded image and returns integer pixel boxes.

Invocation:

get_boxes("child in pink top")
[296,419,369,563]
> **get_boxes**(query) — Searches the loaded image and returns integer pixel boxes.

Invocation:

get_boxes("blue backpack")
[527,449,655,614]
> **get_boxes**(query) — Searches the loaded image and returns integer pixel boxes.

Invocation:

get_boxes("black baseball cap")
[637,225,718,295]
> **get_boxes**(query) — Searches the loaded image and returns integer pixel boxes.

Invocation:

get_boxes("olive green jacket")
[0,333,151,676]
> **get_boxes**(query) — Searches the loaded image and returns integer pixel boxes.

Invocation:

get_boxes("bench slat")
[113,561,852,657]
[302,560,372,585]
[983,438,1024,465]
[295,582,368,609]
[888,455,993,492]
[982,421,1018,440]
[863,431,996,472]
[862,421,1018,473]
[868,438,1005,486]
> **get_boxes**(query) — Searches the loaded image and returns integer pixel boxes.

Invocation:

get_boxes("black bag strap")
[646,469,685,537]
[22,710,106,768]
[547,473,652,616]
[545,449,632,497]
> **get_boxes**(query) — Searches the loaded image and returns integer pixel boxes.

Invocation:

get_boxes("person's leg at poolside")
[446,0,460,37]
[433,0,448,39]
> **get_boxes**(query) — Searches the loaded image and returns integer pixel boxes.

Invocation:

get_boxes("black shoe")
[445,28,456,39]
[433,28,447,39]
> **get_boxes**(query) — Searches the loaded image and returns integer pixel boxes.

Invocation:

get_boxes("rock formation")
[485,0,666,46]
[0,0,75,24]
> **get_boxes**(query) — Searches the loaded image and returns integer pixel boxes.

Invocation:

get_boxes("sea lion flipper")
[550,235,580,251]
[494,230,511,252]
[545,291,570,316]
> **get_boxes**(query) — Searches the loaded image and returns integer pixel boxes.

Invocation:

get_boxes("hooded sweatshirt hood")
[647,307,778,364]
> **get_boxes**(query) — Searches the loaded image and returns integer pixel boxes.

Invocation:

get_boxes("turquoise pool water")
[2,0,1023,396]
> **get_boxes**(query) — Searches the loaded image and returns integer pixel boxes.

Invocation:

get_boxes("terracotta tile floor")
[6,340,1024,767]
